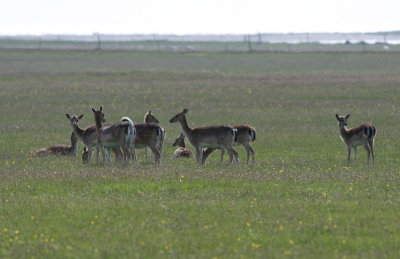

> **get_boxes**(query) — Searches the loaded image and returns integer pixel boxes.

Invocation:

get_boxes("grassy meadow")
[1,49,400,258]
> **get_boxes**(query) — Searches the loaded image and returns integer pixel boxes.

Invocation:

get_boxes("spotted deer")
[202,124,256,164]
[32,132,79,157]
[133,123,164,166]
[172,133,194,158]
[336,114,376,166]
[169,108,239,165]
[91,106,136,167]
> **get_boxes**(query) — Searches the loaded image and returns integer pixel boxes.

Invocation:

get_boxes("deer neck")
[339,124,348,138]
[71,125,84,141]
[178,116,193,137]
[94,116,103,131]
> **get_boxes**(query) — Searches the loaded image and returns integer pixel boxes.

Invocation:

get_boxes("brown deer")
[66,114,123,165]
[169,108,239,165]
[132,123,164,166]
[172,133,194,158]
[335,114,376,166]
[91,106,136,167]
[32,132,79,157]
[202,124,256,164]
[143,110,164,160]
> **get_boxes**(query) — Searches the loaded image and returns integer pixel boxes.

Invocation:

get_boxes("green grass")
[1,50,400,258]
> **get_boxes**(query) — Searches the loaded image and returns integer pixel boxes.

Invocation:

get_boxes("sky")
[2,0,400,35]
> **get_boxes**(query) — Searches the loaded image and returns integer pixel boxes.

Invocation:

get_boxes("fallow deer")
[132,123,164,166]
[66,114,123,165]
[91,106,136,167]
[143,110,164,160]
[335,114,376,166]
[172,133,194,158]
[169,108,239,165]
[32,132,79,157]
[202,124,256,164]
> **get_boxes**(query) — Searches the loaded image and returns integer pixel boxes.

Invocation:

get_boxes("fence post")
[247,35,252,53]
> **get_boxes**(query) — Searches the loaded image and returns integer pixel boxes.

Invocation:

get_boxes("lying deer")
[335,114,376,166]
[172,133,194,158]
[32,132,78,157]
[202,124,256,164]
[92,106,136,167]
[169,108,239,165]
[133,123,164,166]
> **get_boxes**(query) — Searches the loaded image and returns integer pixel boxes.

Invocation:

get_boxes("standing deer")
[172,133,194,158]
[169,108,239,165]
[132,123,164,166]
[202,124,256,164]
[66,114,121,165]
[91,106,136,167]
[335,114,376,166]
[32,132,79,157]
[143,110,164,160]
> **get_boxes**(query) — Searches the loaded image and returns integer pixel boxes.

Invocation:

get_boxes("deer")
[66,114,124,165]
[172,133,194,158]
[335,114,376,166]
[31,132,79,157]
[91,106,136,167]
[132,123,164,166]
[143,110,164,160]
[169,108,239,165]
[202,124,256,164]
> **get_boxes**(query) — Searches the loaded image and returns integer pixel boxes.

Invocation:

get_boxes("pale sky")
[2,0,400,35]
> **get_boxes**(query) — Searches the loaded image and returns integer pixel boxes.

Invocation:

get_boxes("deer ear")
[66,114,71,119]
[78,114,84,120]
[345,114,350,119]
[148,110,152,114]
[100,106,103,112]
[180,133,184,137]
[183,107,189,114]
[91,107,96,113]
[335,114,339,120]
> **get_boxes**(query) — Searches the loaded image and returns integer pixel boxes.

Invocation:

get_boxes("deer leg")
[150,145,161,166]
[121,147,130,167]
[100,144,107,166]
[353,146,357,163]
[202,148,216,164]
[225,145,239,165]
[195,146,203,166]
[87,145,93,165]
[220,148,225,163]
[369,139,375,165]
[95,147,100,164]
[363,143,371,165]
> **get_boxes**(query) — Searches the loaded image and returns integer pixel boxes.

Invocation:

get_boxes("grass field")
[1,49,400,258]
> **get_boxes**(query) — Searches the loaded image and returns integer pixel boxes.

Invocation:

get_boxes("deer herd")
[31,107,377,167]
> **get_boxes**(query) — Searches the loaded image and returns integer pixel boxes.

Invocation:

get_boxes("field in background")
[1,50,400,257]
